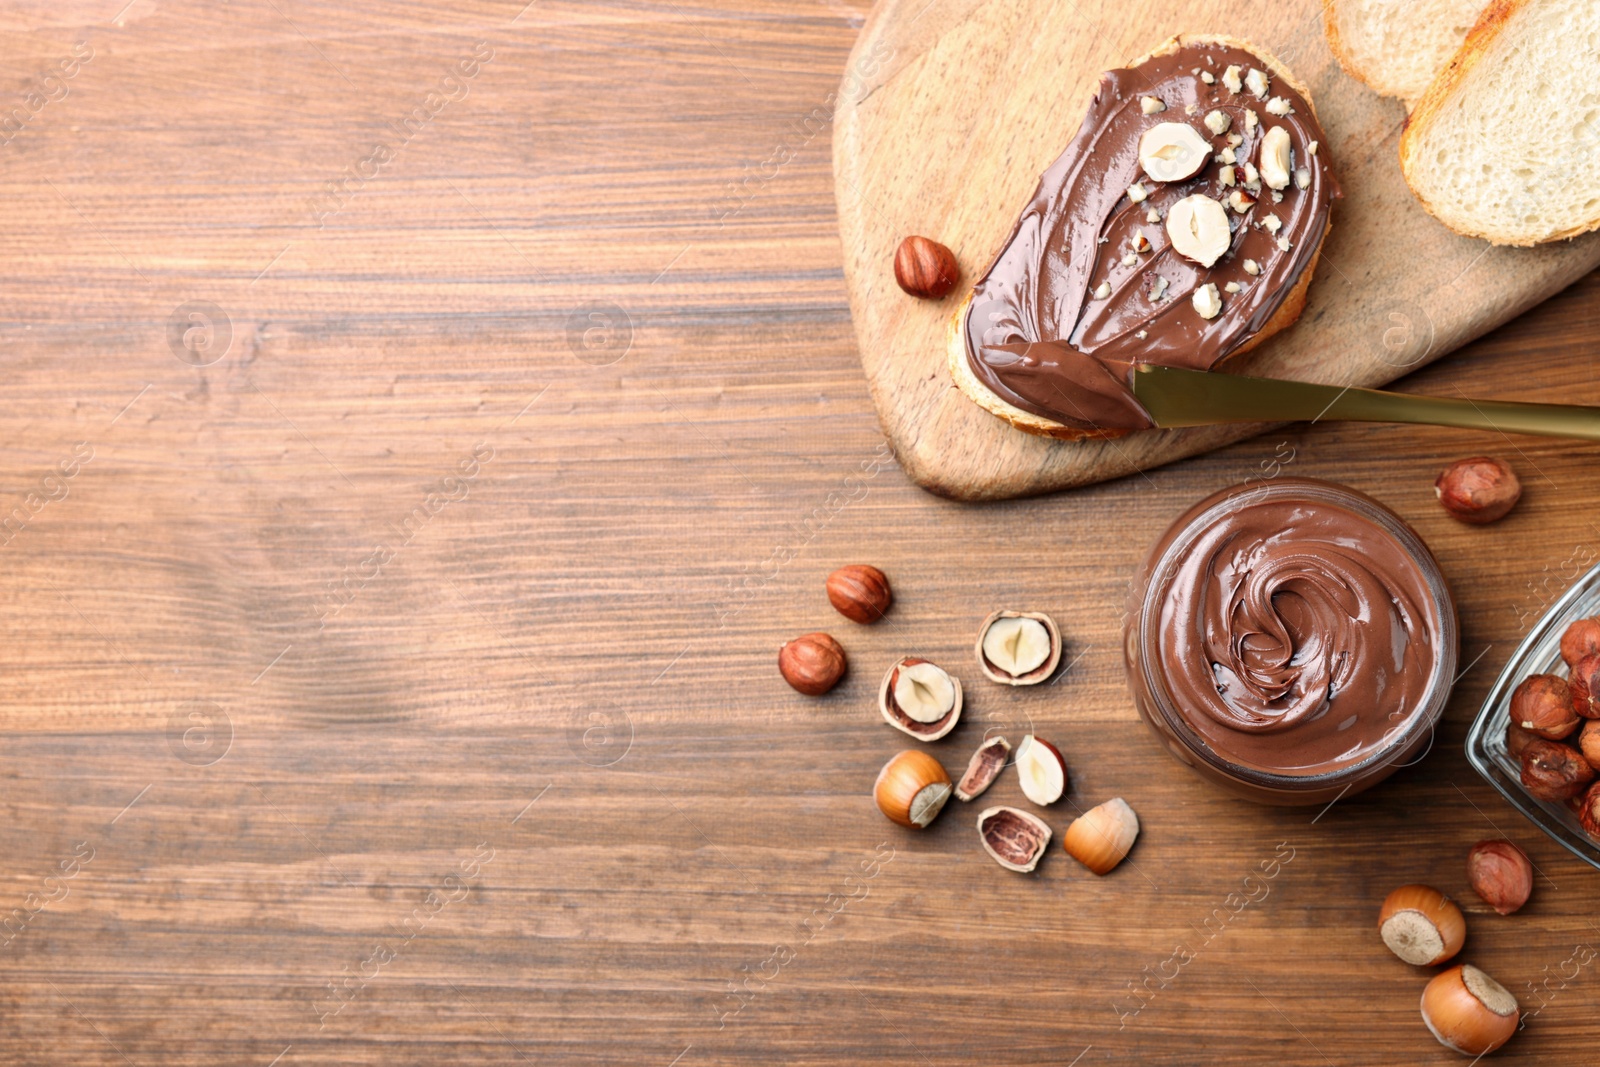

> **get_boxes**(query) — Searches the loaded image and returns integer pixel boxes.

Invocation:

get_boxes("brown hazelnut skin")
[1434,456,1521,524]
[1562,617,1600,669]
[1505,719,1540,760]
[1577,780,1600,839]
[778,632,846,696]
[825,565,892,624]
[1511,674,1578,739]
[1520,738,1595,802]
[1571,654,1600,719]
[1466,839,1533,915]
[893,236,960,300]
[1581,720,1600,770]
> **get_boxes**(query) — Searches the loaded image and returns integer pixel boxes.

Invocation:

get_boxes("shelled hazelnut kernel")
[1520,738,1594,801]
[1561,617,1600,668]
[1465,840,1532,915]
[778,633,846,695]
[894,236,960,300]
[1435,456,1520,523]
[825,565,892,624]
[1511,674,1578,739]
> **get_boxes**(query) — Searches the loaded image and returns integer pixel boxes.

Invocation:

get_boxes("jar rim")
[1133,477,1458,791]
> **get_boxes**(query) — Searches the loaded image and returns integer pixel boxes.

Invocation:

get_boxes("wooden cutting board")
[833,0,1600,501]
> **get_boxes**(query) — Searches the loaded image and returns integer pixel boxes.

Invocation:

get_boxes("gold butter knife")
[984,341,1600,440]
[1132,364,1600,440]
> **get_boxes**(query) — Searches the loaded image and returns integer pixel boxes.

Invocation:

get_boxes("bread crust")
[1400,0,1600,245]
[947,34,1332,440]
[1321,1,1382,97]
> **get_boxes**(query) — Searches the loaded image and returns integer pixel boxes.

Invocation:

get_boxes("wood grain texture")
[834,0,1600,499]
[3,0,1600,1064]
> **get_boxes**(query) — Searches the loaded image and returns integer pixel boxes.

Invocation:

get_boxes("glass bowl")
[1465,560,1600,870]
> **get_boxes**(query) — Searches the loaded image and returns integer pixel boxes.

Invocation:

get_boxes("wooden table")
[3,1,1598,1063]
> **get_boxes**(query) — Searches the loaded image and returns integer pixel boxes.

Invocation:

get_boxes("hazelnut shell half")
[974,610,1062,686]
[976,806,1052,873]
[878,657,962,741]
[954,735,1010,802]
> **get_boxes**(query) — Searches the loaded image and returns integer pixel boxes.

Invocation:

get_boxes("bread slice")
[1400,0,1600,246]
[947,35,1332,441]
[1323,0,1487,105]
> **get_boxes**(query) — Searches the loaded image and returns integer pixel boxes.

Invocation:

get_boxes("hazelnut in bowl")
[1466,560,1600,871]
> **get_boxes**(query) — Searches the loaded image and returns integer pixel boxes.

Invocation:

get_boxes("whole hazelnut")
[1466,839,1533,915]
[893,235,960,300]
[825,565,892,624]
[778,632,846,696]
[1505,719,1539,760]
[1435,456,1521,524]
[1519,738,1594,802]
[1561,617,1600,668]
[1572,654,1600,719]
[1579,720,1600,769]
[1577,780,1600,839]
[1510,674,1578,739]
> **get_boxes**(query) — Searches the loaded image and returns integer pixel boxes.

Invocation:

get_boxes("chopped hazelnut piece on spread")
[1295,168,1311,189]
[1224,281,1242,294]
[1243,258,1261,276]
[1265,96,1293,116]
[1093,280,1111,299]
[1245,68,1269,98]
[1245,110,1258,130]
[1219,165,1236,187]
[1204,109,1230,136]
[1200,71,1215,85]
[1277,235,1291,252]
[1127,182,1149,203]
[1140,95,1165,115]
[1149,276,1169,302]
[1223,65,1242,93]
[1192,282,1222,320]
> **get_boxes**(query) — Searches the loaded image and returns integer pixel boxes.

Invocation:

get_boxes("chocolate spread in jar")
[1150,481,1443,777]
[963,40,1341,432]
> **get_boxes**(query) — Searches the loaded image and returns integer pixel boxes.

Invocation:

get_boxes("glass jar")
[1124,478,1458,805]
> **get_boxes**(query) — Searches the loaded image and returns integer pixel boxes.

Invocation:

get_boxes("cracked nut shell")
[878,657,962,741]
[977,806,1052,872]
[954,736,1009,802]
[826,565,892,624]
[975,610,1061,686]
[874,749,951,829]
[778,632,846,696]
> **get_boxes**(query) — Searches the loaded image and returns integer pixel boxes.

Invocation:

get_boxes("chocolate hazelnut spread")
[964,41,1340,432]
[1126,480,1456,801]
